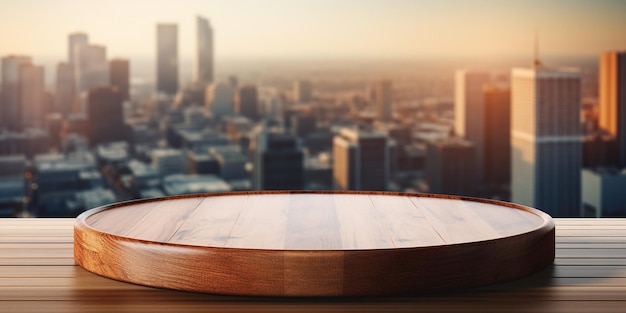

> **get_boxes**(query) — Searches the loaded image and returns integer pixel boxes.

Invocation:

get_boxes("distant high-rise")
[55,62,75,116]
[205,82,234,119]
[235,85,258,120]
[19,63,46,129]
[75,44,108,94]
[294,80,312,103]
[109,59,130,102]
[454,70,490,188]
[426,138,477,197]
[290,114,317,137]
[333,127,390,191]
[228,76,238,90]
[265,96,283,120]
[251,128,304,190]
[375,80,392,121]
[86,86,127,146]
[483,83,511,187]
[157,23,178,95]
[598,51,626,167]
[511,67,582,217]
[1,55,31,130]
[195,16,214,86]
[68,33,88,101]
[68,32,88,67]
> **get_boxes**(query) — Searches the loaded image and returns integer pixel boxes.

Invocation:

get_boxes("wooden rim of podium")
[74,191,555,297]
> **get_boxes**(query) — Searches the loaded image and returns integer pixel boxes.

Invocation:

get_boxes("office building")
[55,62,75,116]
[209,146,248,180]
[19,63,46,129]
[511,67,582,217]
[333,127,390,191]
[109,59,130,101]
[598,51,626,167]
[196,16,214,86]
[293,80,312,103]
[265,96,283,120]
[27,152,103,217]
[1,55,32,131]
[582,168,626,217]
[426,138,476,196]
[0,128,51,158]
[375,80,392,121]
[163,174,231,195]
[95,141,131,166]
[152,149,186,176]
[68,32,88,67]
[235,85,258,120]
[0,155,26,217]
[251,127,304,190]
[187,150,219,175]
[156,23,178,95]
[583,133,618,168]
[205,82,233,119]
[222,115,253,143]
[483,83,511,187]
[122,159,160,193]
[228,76,238,89]
[290,113,316,137]
[454,71,490,187]
[75,44,108,94]
[86,86,127,146]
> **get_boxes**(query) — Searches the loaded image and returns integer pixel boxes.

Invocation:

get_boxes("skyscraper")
[196,16,214,86]
[511,67,582,217]
[454,70,490,188]
[157,23,178,95]
[55,62,75,116]
[426,137,477,196]
[205,82,234,119]
[235,85,258,120]
[68,33,88,95]
[228,76,238,90]
[68,32,88,67]
[483,83,511,187]
[375,80,392,121]
[86,86,127,146]
[251,127,304,190]
[598,51,626,167]
[19,63,46,129]
[75,44,108,94]
[333,127,390,191]
[1,55,31,130]
[293,80,312,103]
[265,96,283,121]
[109,59,130,102]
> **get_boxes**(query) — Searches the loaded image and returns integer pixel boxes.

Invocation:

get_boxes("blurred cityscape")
[1,3,625,218]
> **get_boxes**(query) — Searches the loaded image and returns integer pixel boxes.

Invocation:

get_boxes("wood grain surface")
[2,217,626,312]
[73,191,555,296]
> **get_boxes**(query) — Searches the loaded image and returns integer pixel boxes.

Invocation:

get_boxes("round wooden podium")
[74,191,555,296]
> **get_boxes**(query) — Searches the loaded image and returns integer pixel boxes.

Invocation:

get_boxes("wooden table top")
[83,192,548,250]
[2,217,626,312]
[74,192,555,296]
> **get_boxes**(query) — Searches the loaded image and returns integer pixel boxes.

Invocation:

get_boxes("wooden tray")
[74,191,554,296]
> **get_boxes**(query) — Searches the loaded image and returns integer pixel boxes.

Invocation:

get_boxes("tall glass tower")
[599,51,626,167]
[196,16,213,86]
[156,24,178,95]
[511,67,582,217]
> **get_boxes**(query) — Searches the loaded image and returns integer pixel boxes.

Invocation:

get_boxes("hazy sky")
[1,0,625,60]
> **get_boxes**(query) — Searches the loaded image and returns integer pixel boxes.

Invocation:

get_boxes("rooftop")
[162,174,231,195]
